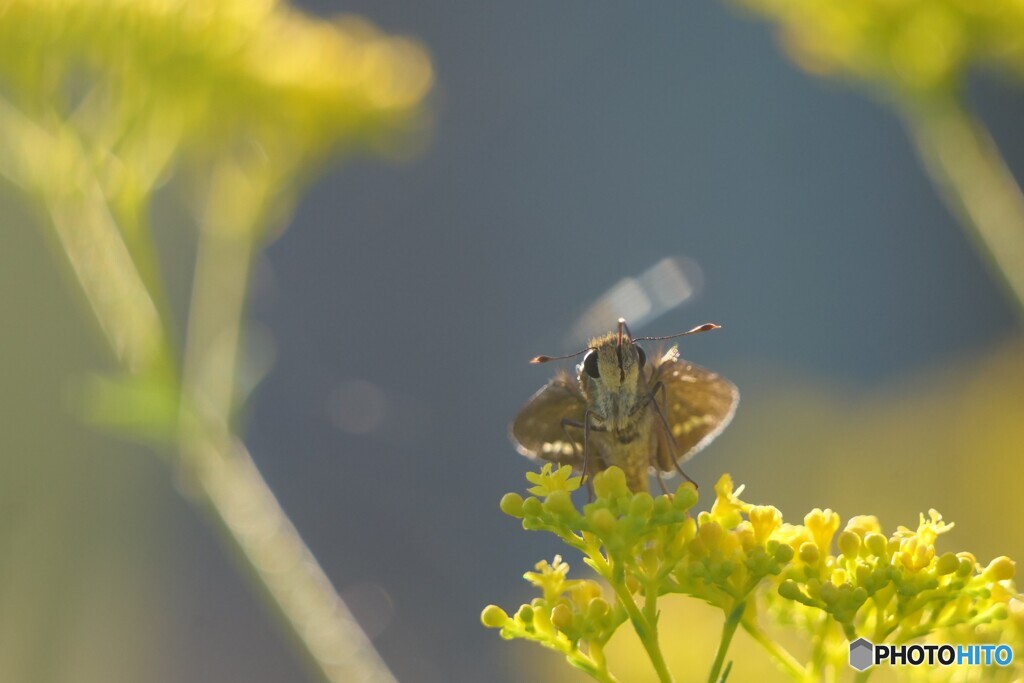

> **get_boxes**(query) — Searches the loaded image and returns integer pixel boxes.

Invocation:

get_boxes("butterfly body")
[511,322,738,493]
[576,332,657,491]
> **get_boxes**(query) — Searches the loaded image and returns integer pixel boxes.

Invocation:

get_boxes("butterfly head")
[528,319,721,425]
[581,319,646,383]
[575,319,648,422]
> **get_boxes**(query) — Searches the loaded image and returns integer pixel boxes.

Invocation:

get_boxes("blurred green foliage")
[734,0,1024,318]
[0,0,432,172]
[737,0,1024,99]
[0,2,432,682]
[0,192,163,683]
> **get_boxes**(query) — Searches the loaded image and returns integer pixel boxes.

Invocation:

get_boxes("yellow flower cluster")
[0,0,433,181]
[768,507,1018,677]
[735,0,1024,98]
[485,466,1023,682]
[482,556,624,682]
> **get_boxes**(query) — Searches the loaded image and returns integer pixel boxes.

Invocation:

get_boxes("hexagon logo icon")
[849,638,874,671]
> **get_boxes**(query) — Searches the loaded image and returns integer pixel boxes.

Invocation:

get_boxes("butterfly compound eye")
[582,350,600,378]
[636,345,646,368]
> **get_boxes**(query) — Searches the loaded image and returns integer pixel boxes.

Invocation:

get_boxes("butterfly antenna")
[530,348,592,364]
[632,323,721,342]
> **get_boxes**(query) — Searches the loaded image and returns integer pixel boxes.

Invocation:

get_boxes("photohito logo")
[849,638,1014,671]
[849,638,873,671]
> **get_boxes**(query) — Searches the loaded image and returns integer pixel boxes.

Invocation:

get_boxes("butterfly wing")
[649,346,739,471]
[509,371,587,466]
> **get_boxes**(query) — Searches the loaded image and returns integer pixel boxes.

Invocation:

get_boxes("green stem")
[109,183,181,380]
[578,664,619,683]
[741,619,807,681]
[590,642,610,674]
[510,627,620,683]
[0,88,397,683]
[182,425,397,683]
[609,577,673,683]
[805,614,831,683]
[569,645,621,683]
[644,581,660,628]
[177,161,397,683]
[905,96,1024,321]
[2,105,399,682]
[708,602,744,683]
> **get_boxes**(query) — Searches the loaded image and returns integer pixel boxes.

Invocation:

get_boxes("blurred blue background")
[2,2,1020,681]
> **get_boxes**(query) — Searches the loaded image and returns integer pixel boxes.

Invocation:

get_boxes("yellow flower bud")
[749,505,783,545]
[844,515,881,538]
[735,522,757,552]
[778,580,802,601]
[956,552,977,567]
[774,543,795,563]
[983,557,1016,582]
[688,537,709,557]
[588,507,616,536]
[819,581,839,604]
[629,492,654,518]
[804,508,840,551]
[543,490,575,517]
[481,605,509,628]
[522,497,543,517]
[865,533,888,558]
[569,580,602,607]
[673,482,698,511]
[898,537,934,572]
[500,492,525,517]
[587,597,610,620]
[837,530,861,559]
[550,603,574,631]
[700,521,724,550]
[935,552,959,576]
[799,542,819,565]
[653,495,673,516]
[593,467,629,499]
[682,516,697,541]
[668,518,697,556]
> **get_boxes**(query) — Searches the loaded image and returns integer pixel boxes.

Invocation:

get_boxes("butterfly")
[510,319,738,493]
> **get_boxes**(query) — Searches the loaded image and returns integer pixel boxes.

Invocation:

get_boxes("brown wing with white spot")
[509,372,587,466]
[649,346,738,471]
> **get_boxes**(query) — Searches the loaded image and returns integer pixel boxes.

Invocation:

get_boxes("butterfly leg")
[655,468,670,496]
[647,381,698,488]
[560,413,596,500]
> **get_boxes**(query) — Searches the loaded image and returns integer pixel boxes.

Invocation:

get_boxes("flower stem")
[741,619,807,681]
[590,642,610,675]
[181,424,397,683]
[905,96,1024,321]
[609,578,674,683]
[568,645,621,683]
[805,614,831,683]
[13,114,398,683]
[708,602,744,683]
[177,160,397,683]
